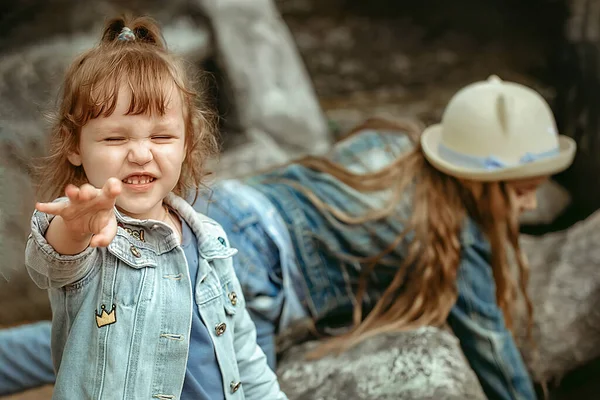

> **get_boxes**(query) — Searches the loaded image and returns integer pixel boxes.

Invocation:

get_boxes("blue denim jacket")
[24,193,287,400]
[246,129,536,400]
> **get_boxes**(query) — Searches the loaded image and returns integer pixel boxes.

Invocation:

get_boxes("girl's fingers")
[63,180,119,219]
[39,179,121,232]
[35,201,69,216]
[64,185,80,203]
[103,178,122,200]
[79,184,99,202]
[94,178,121,211]
[89,216,117,248]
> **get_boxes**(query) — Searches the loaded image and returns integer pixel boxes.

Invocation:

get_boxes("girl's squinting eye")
[152,135,174,141]
[104,137,126,142]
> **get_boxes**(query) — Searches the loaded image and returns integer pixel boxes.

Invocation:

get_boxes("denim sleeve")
[0,321,55,395]
[24,205,99,289]
[447,239,537,400]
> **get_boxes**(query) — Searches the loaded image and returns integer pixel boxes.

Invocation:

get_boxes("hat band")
[438,143,560,171]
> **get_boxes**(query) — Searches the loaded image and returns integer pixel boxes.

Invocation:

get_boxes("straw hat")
[421,75,576,181]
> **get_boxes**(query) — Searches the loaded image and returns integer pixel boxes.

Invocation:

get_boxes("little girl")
[25,16,287,400]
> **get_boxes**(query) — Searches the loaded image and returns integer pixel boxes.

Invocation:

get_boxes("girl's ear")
[67,150,82,166]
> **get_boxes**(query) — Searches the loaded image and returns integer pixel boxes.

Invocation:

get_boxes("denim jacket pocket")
[107,233,159,270]
[105,235,158,307]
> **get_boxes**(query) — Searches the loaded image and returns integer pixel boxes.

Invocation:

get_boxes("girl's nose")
[520,192,538,212]
[127,141,153,165]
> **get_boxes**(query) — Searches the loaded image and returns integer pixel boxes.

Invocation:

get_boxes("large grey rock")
[518,210,600,383]
[276,327,486,400]
[197,0,331,154]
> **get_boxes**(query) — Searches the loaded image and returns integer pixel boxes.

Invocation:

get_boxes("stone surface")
[518,210,600,384]
[277,328,486,400]
[197,0,331,154]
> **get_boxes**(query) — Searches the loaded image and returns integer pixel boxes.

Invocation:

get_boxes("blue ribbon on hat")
[118,27,136,42]
[438,143,560,171]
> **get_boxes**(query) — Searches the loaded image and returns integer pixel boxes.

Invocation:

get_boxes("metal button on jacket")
[228,292,238,306]
[130,246,141,258]
[230,381,241,393]
[215,323,227,336]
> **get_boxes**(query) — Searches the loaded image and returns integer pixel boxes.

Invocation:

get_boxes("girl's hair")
[35,15,218,202]
[295,117,532,356]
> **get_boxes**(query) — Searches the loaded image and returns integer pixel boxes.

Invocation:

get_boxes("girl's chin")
[115,202,164,221]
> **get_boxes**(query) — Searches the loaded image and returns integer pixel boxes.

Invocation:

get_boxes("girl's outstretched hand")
[36,178,122,248]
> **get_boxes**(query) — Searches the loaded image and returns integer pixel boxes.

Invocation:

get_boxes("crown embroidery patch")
[95,304,117,328]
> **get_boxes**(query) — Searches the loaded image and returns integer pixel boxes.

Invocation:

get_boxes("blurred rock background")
[2,0,600,399]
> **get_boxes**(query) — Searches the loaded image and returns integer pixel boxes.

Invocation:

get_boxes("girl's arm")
[448,238,537,400]
[25,179,121,288]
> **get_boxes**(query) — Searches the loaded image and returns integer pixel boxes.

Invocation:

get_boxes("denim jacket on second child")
[25,193,287,400]
[248,129,536,400]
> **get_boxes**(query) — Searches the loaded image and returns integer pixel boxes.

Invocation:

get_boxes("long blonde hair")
[295,117,532,356]
[35,15,218,202]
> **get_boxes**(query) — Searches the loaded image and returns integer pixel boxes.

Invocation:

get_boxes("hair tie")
[117,27,136,42]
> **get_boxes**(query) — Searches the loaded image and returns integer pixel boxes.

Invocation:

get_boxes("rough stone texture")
[518,210,600,384]
[277,327,486,400]
[197,0,331,154]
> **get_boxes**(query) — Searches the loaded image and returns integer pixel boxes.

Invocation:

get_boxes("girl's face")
[506,176,548,215]
[68,84,186,220]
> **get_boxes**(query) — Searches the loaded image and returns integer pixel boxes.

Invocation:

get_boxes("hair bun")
[117,27,136,41]
[101,16,166,50]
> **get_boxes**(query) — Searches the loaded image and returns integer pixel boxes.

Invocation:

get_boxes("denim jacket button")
[228,292,238,306]
[215,322,227,336]
[230,381,241,393]
[130,246,141,258]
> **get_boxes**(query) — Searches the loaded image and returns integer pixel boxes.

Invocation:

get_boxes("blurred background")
[1,0,600,399]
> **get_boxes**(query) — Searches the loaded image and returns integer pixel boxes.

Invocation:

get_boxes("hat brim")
[421,124,576,181]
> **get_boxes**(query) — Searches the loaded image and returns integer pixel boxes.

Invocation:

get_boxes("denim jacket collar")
[109,193,237,276]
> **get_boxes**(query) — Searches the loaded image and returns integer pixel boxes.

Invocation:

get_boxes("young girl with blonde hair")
[24,15,286,400]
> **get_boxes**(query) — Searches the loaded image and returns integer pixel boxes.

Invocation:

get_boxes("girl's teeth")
[123,176,154,184]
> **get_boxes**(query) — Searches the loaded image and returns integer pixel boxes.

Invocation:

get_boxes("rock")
[196,0,331,154]
[276,327,486,400]
[517,209,600,384]
[209,128,293,181]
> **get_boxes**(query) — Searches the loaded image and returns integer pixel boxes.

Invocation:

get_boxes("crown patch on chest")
[95,304,117,328]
